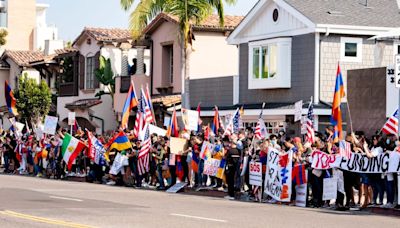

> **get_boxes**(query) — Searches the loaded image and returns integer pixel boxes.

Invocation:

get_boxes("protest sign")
[294,100,303,122]
[323,178,338,201]
[182,109,199,131]
[200,142,214,159]
[110,153,125,175]
[312,150,400,173]
[203,158,220,177]
[249,161,263,186]
[295,184,308,207]
[170,137,187,155]
[43,115,58,135]
[68,112,76,126]
[166,182,187,193]
[265,148,293,202]
[149,124,167,136]
[333,169,345,194]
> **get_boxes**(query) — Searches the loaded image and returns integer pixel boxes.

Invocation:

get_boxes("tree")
[120,0,237,108]
[94,56,115,101]
[0,28,8,46]
[14,73,52,125]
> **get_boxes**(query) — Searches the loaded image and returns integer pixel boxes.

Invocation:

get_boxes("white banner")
[323,178,338,201]
[249,161,263,186]
[149,124,167,136]
[295,184,308,207]
[43,115,58,135]
[265,148,293,202]
[311,150,400,173]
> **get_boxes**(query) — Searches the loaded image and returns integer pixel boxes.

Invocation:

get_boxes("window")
[340,37,362,62]
[244,121,286,135]
[162,45,174,85]
[85,56,95,89]
[248,38,291,89]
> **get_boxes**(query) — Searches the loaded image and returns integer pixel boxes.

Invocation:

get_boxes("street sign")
[395,55,400,88]
[68,112,76,126]
[294,100,303,122]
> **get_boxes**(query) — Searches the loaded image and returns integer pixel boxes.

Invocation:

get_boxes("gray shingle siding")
[189,76,233,108]
[239,33,315,104]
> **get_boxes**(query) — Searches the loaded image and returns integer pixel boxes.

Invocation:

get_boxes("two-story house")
[56,27,151,134]
[210,0,400,136]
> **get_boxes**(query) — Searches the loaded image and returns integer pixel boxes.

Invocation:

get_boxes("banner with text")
[265,148,293,202]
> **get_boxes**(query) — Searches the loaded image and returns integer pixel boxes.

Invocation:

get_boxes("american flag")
[254,106,267,140]
[382,109,398,135]
[138,123,151,175]
[133,97,145,138]
[141,88,154,124]
[339,140,352,160]
[306,102,315,143]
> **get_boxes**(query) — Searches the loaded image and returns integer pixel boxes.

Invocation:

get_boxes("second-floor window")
[85,56,95,89]
[340,37,362,63]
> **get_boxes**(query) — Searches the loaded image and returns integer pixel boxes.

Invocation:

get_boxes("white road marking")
[49,196,83,202]
[170,213,227,223]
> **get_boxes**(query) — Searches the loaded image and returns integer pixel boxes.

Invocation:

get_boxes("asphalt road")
[0,175,398,228]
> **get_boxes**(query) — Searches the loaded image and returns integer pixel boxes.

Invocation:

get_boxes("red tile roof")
[73,27,132,46]
[3,50,45,67]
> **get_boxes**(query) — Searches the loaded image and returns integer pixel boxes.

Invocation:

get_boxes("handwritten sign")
[43,115,58,135]
[294,100,303,122]
[203,158,221,177]
[249,161,263,186]
[265,148,293,202]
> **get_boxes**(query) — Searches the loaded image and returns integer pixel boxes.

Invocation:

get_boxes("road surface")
[0,175,398,228]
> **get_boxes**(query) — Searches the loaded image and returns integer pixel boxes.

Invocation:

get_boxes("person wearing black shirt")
[225,141,240,200]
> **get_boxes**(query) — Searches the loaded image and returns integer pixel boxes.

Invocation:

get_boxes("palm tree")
[120,0,237,109]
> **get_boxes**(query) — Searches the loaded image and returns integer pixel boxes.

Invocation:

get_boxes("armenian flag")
[330,64,346,143]
[211,106,220,135]
[191,152,199,173]
[5,81,18,116]
[292,164,307,186]
[216,158,226,179]
[176,155,184,181]
[121,81,138,130]
[105,131,132,158]
[166,107,179,137]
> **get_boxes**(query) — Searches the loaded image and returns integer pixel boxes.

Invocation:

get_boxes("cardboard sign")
[166,182,187,193]
[322,178,338,201]
[68,112,76,126]
[203,158,221,177]
[294,100,303,122]
[295,184,308,207]
[265,148,293,202]
[182,109,199,131]
[249,161,263,186]
[149,124,167,137]
[170,137,187,155]
[43,115,58,135]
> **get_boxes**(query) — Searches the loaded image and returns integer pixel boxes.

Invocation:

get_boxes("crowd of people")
[0,125,399,210]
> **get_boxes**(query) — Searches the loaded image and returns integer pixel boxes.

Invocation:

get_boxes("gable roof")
[73,27,132,46]
[283,0,400,27]
[144,12,244,35]
[3,50,45,67]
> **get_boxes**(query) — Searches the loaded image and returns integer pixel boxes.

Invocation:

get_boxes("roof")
[144,13,244,34]
[195,102,331,111]
[283,0,400,27]
[73,27,132,46]
[65,98,103,110]
[3,50,45,67]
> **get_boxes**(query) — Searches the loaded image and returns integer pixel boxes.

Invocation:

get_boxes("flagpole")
[346,99,354,134]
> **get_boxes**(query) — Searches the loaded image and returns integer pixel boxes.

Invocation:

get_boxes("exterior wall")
[5,0,36,50]
[319,35,394,103]
[189,32,238,79]
[0,68,8,109]
[114,75,150,113]
[189,76,234,108]
[150,21,182,95]
[35,4,58,51]
[238,33,315,104]
[347,67,386,137]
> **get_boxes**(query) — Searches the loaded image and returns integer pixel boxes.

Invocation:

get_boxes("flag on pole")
[141,88,154,123]
[292,164,307,185]
[5,81,18,116]
[121,81,138,130]
[105,131,132,152]
[138,123,151,175]
[211,106,220,135]
[145,84,156,123]
[166,108,179,137]
[224,108,240,136]
[382,109,398,135]
[339,140,352,160]
[196,103,202,132]
[330,64,345,143]
[306,100,315,143]
[61,133,86,170]
[86,130,107,165]
[254,104,267,140]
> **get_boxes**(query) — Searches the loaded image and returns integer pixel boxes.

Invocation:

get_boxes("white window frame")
[248,38,291,89]
[85,55,95,90]
[340,37,363,63]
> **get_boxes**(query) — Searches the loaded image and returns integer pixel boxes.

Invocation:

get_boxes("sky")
[39,0,258,42]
